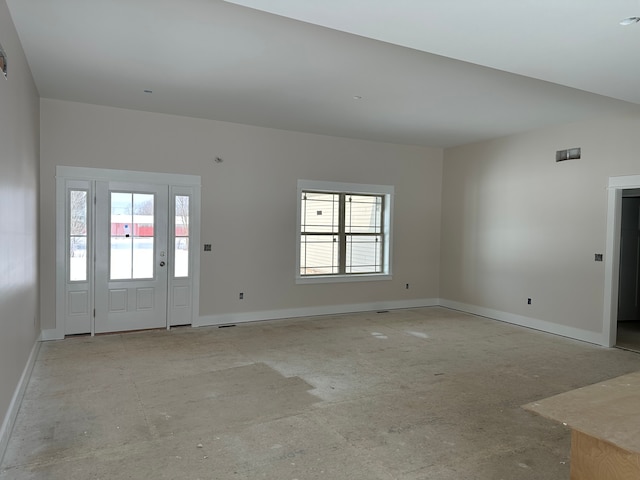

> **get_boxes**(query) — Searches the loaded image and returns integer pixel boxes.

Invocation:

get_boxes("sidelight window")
[69,190,88,282]
[174,195,190,278]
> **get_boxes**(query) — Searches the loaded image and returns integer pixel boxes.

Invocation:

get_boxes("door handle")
[159,261,166,267]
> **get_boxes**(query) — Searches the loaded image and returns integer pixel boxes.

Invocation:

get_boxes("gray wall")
[40,99,640,343]
[0,0,40,448]
[39,99,443,330]
[441,108,640,339]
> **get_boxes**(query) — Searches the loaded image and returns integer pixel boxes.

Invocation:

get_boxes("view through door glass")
[110,192,155,280]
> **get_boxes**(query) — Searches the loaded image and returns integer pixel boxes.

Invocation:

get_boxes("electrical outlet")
[595,253,603,262]
[239,292,244,300]
[405,283,409,289]
[527,298,532,305]
[204,244,212,252]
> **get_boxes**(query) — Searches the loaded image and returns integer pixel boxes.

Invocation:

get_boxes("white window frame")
[296,179,393,284]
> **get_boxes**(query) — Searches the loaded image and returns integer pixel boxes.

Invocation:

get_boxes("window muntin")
[298,182,391,281]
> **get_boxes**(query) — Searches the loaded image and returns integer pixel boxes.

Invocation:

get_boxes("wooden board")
[570,430,640,480]
[523,371,640,453]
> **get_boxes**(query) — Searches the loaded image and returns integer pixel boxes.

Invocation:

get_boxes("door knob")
[159,261,166,267]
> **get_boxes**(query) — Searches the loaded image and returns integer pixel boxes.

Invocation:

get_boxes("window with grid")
[68,189,88,282]
[297,180,393,283]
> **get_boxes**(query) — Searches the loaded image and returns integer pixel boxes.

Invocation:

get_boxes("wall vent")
[556,147,581,162]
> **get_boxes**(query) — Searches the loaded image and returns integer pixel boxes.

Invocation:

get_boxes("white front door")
[94,181,169,333]
[56,167,201,337]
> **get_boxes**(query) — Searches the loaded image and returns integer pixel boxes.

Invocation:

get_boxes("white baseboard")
[195,298,439,327]
[196,299,607,347]
[439,299,606,346]
[40,328,64,341]
[40,298,610,347]
[42,297,608,346]
[0,339,40,466]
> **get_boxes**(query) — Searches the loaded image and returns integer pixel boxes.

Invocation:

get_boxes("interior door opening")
[616,190,640,352]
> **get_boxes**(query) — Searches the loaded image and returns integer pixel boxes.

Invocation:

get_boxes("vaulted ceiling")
[7,0,640,147]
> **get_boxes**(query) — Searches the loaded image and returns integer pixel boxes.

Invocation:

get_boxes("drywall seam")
[439,299,605,346]
[0,340,40,467]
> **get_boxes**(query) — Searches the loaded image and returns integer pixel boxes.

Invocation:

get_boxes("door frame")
[54,166,201,337]
[603,174,640,347]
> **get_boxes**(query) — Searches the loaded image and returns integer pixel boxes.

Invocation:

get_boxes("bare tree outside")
[176,195,189,235]
[175,196,189,249]
[69,190,87,257]
[134,197,153,215]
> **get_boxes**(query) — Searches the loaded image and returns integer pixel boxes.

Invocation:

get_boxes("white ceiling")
[6,0,640,148]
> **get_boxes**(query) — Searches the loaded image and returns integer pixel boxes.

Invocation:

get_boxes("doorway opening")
[604,175,640,350]
[56,166,201,336]
[615,190,640,352]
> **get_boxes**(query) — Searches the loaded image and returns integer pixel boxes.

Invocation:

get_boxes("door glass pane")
[133,237,154,278]
[110,192,154,280]
[174,195,190,277]
[110,236,132,280]
[175,238,189,277]
[69,190,88,281]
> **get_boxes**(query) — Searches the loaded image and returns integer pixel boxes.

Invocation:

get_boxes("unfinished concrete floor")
[2,307,640,479]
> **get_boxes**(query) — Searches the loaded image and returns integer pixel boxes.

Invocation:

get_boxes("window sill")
[296,273,392,285]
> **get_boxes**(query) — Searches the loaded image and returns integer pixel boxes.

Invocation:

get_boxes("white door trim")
[603,174,640,347]
[54,166,201,338]
[56,166,201,186]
